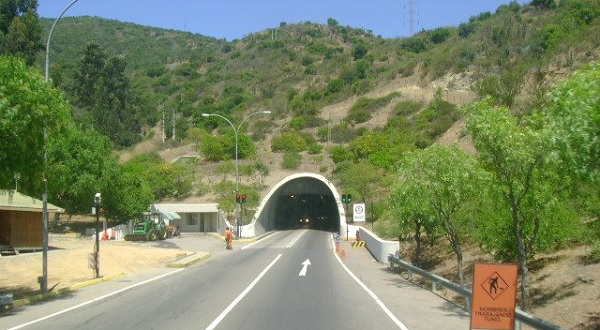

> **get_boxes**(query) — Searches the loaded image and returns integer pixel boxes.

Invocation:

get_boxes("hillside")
[39,4,600,210]
[41,2,600,166]
[38,0,600,227]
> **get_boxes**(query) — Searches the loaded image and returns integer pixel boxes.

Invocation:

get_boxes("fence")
[387,255,565,330]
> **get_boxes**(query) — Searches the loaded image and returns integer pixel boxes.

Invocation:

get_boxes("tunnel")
[243,173,348,237]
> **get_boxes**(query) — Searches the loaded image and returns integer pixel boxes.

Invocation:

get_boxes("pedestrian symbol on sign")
[481,271,508,300]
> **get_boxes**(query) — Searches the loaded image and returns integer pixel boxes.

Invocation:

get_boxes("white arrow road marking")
[299,259,311,276]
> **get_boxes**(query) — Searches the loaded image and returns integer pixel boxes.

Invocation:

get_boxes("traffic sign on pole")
[470,263,518,330]
[353,203,366,222]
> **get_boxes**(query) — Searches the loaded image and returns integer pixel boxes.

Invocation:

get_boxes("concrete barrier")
[357,226,399,263]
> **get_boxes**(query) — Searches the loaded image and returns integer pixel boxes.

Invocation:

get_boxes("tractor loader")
[124,211,169,241]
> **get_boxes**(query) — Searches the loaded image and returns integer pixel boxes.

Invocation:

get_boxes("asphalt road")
[0,230,470,330]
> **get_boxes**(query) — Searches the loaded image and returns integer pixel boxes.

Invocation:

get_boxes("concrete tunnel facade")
[241,173,348,238]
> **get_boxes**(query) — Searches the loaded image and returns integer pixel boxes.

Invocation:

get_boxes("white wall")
[358,226,400,263]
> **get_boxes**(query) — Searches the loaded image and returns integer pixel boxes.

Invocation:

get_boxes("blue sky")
[38,1,527,41]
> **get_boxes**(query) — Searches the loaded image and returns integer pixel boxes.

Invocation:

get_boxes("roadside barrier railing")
[388,254,565,330]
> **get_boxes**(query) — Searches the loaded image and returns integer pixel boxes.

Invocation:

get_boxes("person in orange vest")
[225,227,234,250]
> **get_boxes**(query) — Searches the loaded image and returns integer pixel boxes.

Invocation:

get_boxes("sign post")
[470,263,518,330]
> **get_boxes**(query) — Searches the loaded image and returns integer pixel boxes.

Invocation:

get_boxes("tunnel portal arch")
[243,173,347,237]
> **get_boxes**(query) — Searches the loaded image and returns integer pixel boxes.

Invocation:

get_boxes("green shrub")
[271,131,308,152]
[308,144,323,154]
[301,56,314,66]
[346,109,371,123]
[430,27,451,44]
[281,151,301,169]
[289,117,306,130]
[394,100,423,116]
[400,37,428,53]
[329,145,353,163]
[146,66,166,77]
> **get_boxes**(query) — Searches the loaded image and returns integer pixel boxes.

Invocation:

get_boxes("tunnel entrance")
[273,193,338,231]
[246,173,346,237]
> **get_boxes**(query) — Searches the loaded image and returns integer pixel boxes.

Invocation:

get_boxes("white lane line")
[333,242,410,330]
[286,230,306,249]
[8,268,185,330]
[205,254,282,330]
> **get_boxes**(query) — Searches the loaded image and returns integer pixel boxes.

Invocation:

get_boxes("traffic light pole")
[235,194,247,239]
[342,194,352,240]
[345,203,349,241]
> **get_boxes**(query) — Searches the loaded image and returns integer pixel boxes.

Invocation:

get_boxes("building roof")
[0,190,64,213]
[152,203,219,213]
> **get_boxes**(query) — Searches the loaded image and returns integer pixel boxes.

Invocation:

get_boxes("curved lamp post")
[45,0,81,81]
[41,0,82,293]
[202,110,271,238]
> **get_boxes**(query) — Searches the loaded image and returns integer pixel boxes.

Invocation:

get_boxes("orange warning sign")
[470,263,518,330]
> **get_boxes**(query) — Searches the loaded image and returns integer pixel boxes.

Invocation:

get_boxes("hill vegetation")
[2,1,600,326]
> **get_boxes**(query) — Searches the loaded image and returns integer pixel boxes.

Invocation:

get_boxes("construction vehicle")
[124,211,169,241]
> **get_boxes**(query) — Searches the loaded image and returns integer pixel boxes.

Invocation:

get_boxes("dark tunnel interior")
[272,193,339,232]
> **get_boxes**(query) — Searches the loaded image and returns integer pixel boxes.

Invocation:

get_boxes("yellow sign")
[470,263,518,330]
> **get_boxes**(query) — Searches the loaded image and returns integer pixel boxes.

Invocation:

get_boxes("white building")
[152,203,224,233]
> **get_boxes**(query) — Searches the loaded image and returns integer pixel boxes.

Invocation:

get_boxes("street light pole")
[45,0,81,81]
[202,111,271,239]
[41,0,82,294]
[94,193,101,279]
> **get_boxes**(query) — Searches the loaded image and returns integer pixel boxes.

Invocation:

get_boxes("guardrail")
[388,255,565,330]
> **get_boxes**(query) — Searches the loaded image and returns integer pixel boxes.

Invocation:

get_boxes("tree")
[430,27,451,44]
[73,42,142,147]
[47,125,120,216]
[123,153,193,201]
[395,145,483,285]
[0,55,151,220]
[102,167,154,222]
[543,62,600,183]
[352,43,368,60]
[473,64,526,108]
[0,0,43,65]
[73,42,106,107]
[0,55,71,194]
[531,0,556,9]
[388,169,438,267]
[463,98,580,311]
[338,161,387,218]
[94,56,141,147]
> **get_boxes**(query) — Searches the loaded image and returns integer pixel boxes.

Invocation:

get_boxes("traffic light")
[236,194,241,203]
[241,194,247,204]
[342,194,352,204]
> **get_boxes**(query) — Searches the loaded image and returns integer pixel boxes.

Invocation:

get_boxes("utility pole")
[162,107,165,143]
[172,106,175,141]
